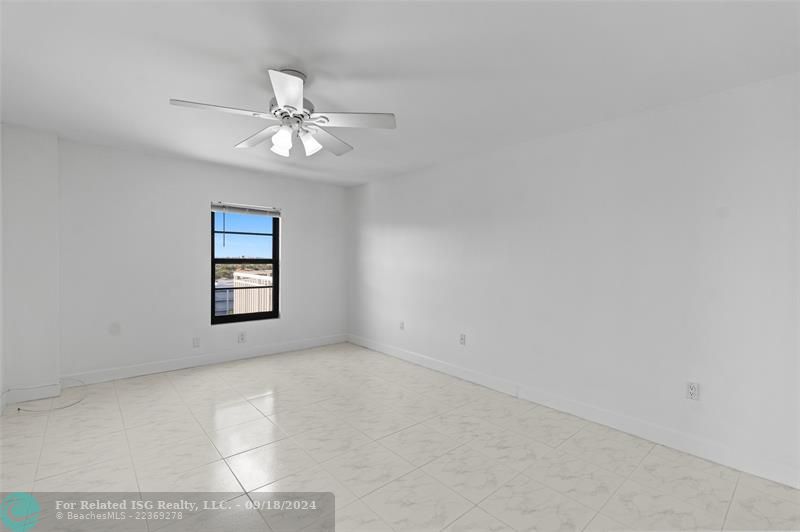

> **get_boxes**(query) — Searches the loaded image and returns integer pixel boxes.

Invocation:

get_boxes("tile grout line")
[438,501,479,531]
[481,462,609,530]
[28,392,140,484]
[331,379,602,530]
[585,436,660,529]
[311,388,487,522]
[30,404,53,488]
[199,358,461,503]
[354,455,474,532]
[110,379,153,532]
[610,443,742,530]
[720,473,741,531]
[322,382,592,529]
[468,470,536,530]
[522,411,743,529]
[162,370,276,531]
[168,370,254,498]
[331,384,487,530]
[122,373,236,493]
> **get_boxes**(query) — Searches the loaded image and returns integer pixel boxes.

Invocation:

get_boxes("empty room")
[0,1,799,531]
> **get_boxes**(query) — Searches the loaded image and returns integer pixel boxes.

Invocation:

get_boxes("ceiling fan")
[170,69,396,157]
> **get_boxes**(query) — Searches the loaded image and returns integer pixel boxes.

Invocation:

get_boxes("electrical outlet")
[459,333,466,346]
[108,322,121,336]
[237,332,247,344]
[192,337,200,349]
[400,321,405,330]
[686,382,700,400]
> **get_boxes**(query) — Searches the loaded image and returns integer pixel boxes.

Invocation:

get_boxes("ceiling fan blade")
[311,127,353,156]
[309,112,396,129]
[170,99,277,121]
[235,125,281,149]
[268,70,304,111]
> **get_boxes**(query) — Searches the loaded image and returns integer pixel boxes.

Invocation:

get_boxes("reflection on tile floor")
[1,342,798,531]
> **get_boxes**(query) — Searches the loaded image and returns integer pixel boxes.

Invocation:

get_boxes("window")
[211,204,280,324]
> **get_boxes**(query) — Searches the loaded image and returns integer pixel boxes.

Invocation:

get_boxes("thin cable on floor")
[12,377,89,413]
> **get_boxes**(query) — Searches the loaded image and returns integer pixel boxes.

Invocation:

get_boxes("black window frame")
[211,211,280,324]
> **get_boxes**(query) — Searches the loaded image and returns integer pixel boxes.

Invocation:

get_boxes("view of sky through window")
[214,213,274,258]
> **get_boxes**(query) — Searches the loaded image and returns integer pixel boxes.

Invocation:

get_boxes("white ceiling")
[2,1,798,186]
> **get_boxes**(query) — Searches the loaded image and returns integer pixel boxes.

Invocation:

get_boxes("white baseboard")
[349,335,522,398]
[348,334,800,490]
[3,382,62,406]
[60,334,348,387]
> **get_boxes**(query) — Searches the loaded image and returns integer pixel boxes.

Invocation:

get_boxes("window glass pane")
[214,287,273,316]
[215,263,273,287]
[214,212,274,234]
[214,234,272,259]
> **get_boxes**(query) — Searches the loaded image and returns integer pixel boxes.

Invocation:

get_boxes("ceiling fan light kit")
[170,69,396,158]
[271,124,294,149]
[270,143,291,158]
[299,128,323,156]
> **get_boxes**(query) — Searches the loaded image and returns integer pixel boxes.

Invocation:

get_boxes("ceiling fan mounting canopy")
[279,69,307,82]
[169,68,396,158]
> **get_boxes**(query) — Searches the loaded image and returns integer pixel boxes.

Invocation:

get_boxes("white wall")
[1,125,349,393]
[57,139,350,381]
[1,126,61,403]
[0,123,4,408]
[348,74,800,488]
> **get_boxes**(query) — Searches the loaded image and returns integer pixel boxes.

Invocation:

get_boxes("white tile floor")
[1,343,798,531]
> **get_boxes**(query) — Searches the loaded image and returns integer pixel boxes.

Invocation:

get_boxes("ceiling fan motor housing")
[269,97,315,119]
